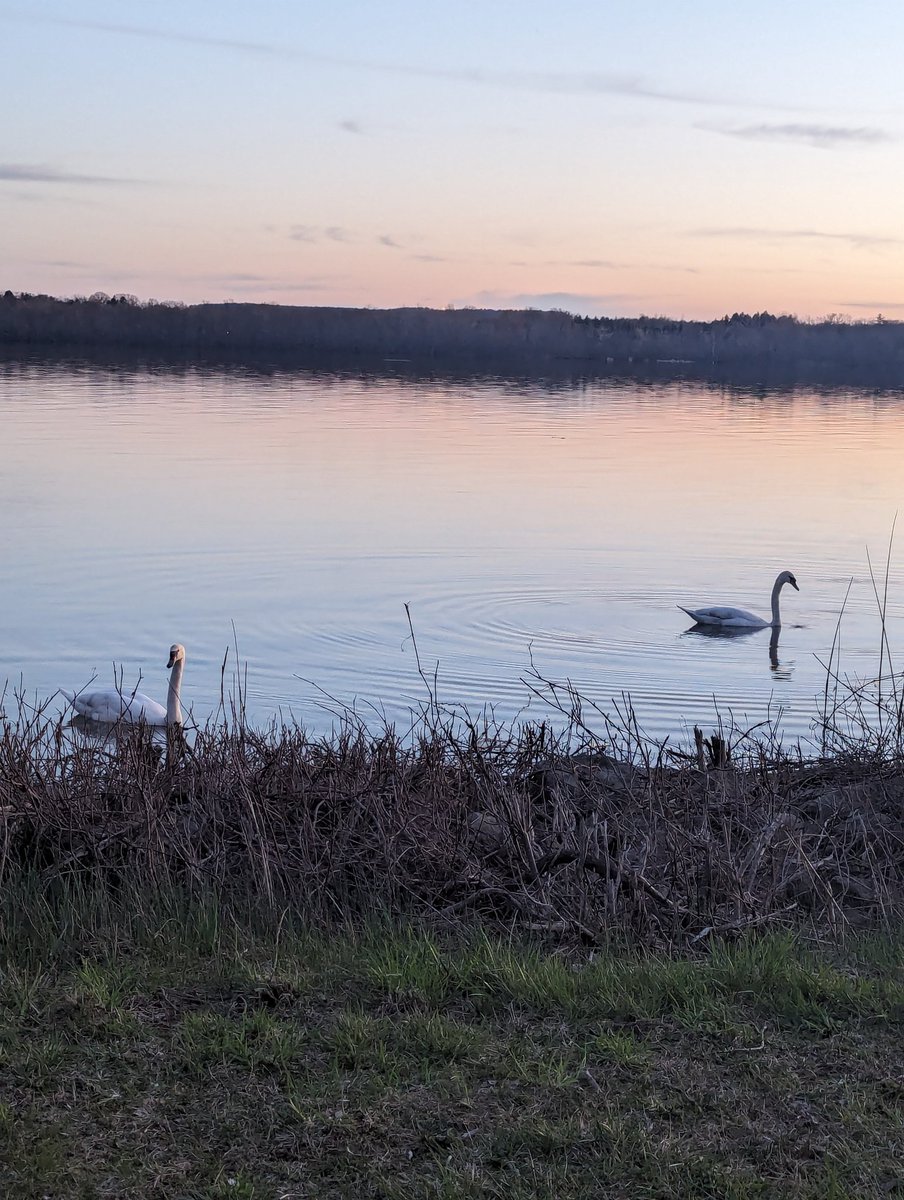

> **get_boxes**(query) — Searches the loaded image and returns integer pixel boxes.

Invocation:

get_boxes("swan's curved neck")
[167,658,184,725]
[770,577,784,627]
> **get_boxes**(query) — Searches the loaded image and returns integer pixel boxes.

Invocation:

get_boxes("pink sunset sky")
[2,0,904,320]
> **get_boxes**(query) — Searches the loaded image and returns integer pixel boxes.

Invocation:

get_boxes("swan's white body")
[61,644,186,726]
[679,571,799,629]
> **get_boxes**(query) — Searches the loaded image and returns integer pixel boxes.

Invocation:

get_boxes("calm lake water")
[2,354,904,750]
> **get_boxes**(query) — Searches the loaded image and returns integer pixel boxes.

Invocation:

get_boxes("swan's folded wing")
[679,604,764,625]
[65,686,167,723]
[700,606,754,621]
[123,693,168,723]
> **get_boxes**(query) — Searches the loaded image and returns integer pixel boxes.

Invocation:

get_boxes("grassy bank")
[2,690,903,1195]
[1,885,903,1199]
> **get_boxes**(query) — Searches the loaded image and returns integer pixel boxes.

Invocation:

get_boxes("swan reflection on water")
[682,622,794,680]
[64,713,190,761]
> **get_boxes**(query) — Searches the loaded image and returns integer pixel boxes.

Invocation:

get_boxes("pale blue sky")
[3,1,903,317]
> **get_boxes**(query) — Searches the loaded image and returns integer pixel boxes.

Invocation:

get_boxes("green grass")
[0,884,902,1198]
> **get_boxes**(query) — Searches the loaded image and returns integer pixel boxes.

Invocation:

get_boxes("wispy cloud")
[689,227,901,250]
[561,258,625,269]
[507,256,624,269]
[457,69,731,108]
[0,162,142,185]
[702,122,896,149]
[11,13,290,58]
[339,119,363,134]
[464,289,644,315]
[288,224,351,244]
[3,190,100,207]
[266,281,336,292]
[192,272,338,293]
[509,256,699,275]
[25,265,153,284]
[287,225,414,254]
[840,299,904,310]
[5,12,794,112]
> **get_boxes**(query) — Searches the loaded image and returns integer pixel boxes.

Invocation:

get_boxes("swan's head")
[167,643,186,668]
[778,571,799,591]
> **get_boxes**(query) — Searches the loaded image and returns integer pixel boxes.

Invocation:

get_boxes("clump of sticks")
[1,655,902,947]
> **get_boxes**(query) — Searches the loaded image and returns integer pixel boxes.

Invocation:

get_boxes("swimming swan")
[679,571,799,629]
[61,643,186,725]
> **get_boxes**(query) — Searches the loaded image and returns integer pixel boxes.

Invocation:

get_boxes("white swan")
[679,571,799,629]
[61,643,186,726]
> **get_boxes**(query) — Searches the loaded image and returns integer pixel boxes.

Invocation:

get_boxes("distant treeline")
[2,289,903,373]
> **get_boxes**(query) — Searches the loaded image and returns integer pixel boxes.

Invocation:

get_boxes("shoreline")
[3,689,901,943]
[3,293,904,385]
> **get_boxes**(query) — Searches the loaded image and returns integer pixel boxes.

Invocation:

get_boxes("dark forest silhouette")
[2,290,903,376]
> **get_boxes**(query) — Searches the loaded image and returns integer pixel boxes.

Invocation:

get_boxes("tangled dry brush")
[1,693,902,945]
